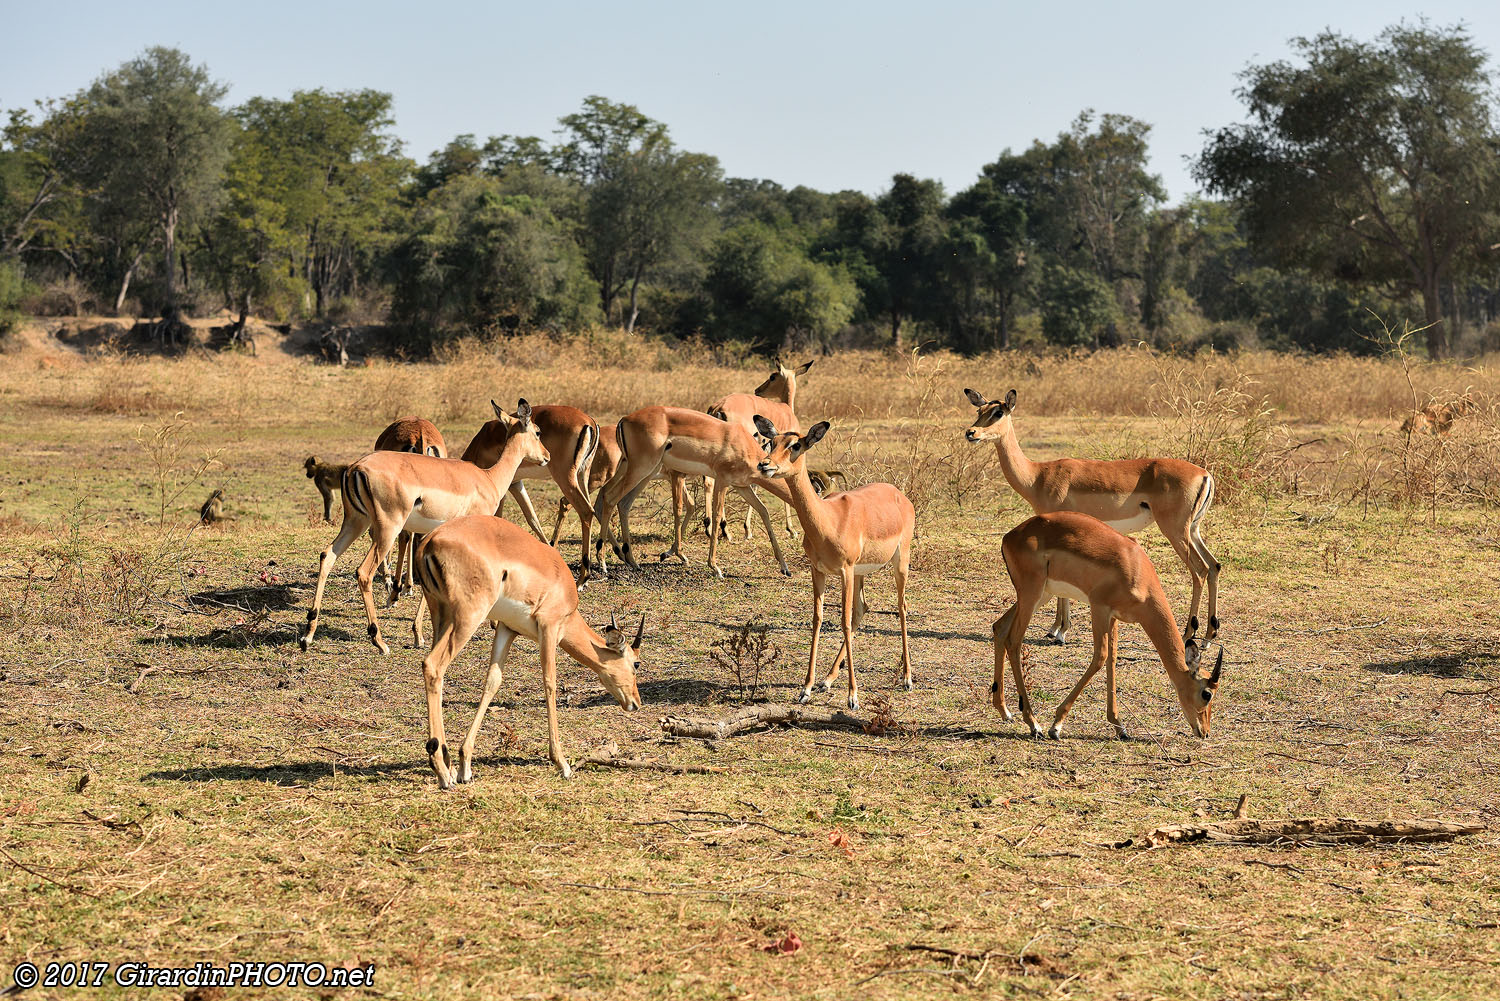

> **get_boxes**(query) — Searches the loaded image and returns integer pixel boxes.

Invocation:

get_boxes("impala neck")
[993,419,1040,497]
[482,437,530,495]
[1138,596,1195,694]
[778,464,836,541]
[558,612,608,674]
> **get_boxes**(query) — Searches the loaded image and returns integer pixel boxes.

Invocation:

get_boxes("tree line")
[2,21,1497,359]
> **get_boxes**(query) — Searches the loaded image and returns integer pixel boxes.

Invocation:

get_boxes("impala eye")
[1202,690,1213,703]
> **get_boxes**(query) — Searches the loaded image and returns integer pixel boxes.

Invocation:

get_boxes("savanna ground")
[2,320,1500,999]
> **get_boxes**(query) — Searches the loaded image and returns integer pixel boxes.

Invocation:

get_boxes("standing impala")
[594,407,795,578]
[550,422,621,548]
[462,403,600,575]
[963,388,1220,643]
[991,511,1222,740]
[413,515,644,787]
[753,416,915,710]
[373,417,448,601]
[702,359,813,540]
[299,399,549,655]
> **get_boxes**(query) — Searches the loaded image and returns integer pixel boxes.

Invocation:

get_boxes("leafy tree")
[390,174,596,337]
[1039,264,1118,346]
[1196,21,1500,358]
[872,174,946,349]
[62,48,231,337]
[704,221,856,351]
[943,176,1030,349]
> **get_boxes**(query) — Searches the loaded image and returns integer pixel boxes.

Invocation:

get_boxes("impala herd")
[298,361,1225,788]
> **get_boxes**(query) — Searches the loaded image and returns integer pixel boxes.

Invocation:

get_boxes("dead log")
[579,741,725,775]
[1145,817,1483,848]
[659,705,871,740]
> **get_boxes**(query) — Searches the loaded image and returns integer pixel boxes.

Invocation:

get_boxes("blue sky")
[4,1,1496,203]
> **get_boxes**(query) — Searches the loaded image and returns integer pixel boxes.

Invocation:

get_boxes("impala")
[550,421,621,547]
[594,407,795,578]
[299,399,549,655]
[964,388,1220,643]
[413,515,644,787]
[702,359,813,540]
[753,416,915,709]
[991,511,1222,740]
[462,403,601,573]
[372,417,448,601]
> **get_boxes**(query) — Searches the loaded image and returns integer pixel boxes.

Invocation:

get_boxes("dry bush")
[707,617,781,701]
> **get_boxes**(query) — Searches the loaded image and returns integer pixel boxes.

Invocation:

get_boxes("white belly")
[403,511,447,534]
[486,594,539,638]
[1103,509,1153,535]
[664,457,716,478]
[853,561,890,576]
[1044,580,1092,603]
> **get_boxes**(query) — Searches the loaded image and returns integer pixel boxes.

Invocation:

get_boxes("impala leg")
[1104,620,1128,739]
[509,483,549,543]
[300,512,367,651]
[991,603,1020,722]
[895,545,912,691]
[458,624,516,784]
[706,480,730,578]
[660,474,689,564]
[1006,591,1043,737]
[387,532,408,605]
[827,577,863,680]
[739,486,790,576]
[614,465,661,571]
[355,521,402,656]
[539,623,571,778]
[1049,605,1112,740]
[411,585,429,648]
[556,472,596,575]
[1165,531,1208,644]
[422,602,480,790]
[798,570,828,704]
[1189,522,1220,640]
[836,567,860,710]
[549,498,569,547]
[1045,597,1071,644]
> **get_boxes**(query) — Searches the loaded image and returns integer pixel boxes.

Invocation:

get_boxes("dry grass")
[2,334,1499,999]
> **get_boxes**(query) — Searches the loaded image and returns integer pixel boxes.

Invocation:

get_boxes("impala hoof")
[848,695,860,711]
[780,566,792,577]
[1028,725,1044,740]
[814,679,832,693]
[1114,726,1130,741]
[1047,724,1062,740]
[796,689,813,705]
[557,760,573,780]
[903,679,914,692]
[999,707,1016,723]
[1047,634,1066,647]
[298,636,310,652]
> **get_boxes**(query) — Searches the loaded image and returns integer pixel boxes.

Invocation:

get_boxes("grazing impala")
[413,515,643,787]
[462,403,601,574]
[753,416,915,710]
[594,407,795,578]
[991,511,1221,740]
[963,388,1220,643]
[372,417,448,601]
[299,400,548,655]
[703,359,813,539]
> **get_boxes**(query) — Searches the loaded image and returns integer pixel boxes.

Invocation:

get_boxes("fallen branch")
[660,705,870,739]
[1145,817,1483,848]
[579,741,725,775]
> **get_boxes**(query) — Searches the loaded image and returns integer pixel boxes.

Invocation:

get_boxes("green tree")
[62,48,231,339]
[943,177,1030,350]
[872,173,946,349]
[1196,21,1500,358]
[1039,264,1118,346]
[704,221,856,351]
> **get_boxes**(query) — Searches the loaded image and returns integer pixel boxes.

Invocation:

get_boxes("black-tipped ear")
[796,360,813,375]
[633,613,645,650]
[491,399,505,420]
[803,421,830,448]
[753,415,777,438]
[963,387,986,407]
[1004,388,1018,411]
[1209,648,1223,686]
[516,398,532,422]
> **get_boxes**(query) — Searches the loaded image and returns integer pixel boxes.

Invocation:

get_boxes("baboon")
[304,457,348,523]
[199,489,225,525]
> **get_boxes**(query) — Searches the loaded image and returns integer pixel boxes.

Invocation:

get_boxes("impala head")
[964,388,1017,442]
[1175,616,1223,736]
[594,613,645,712]
[754,416,829,478]
[489,398,549,468]
[754,359,813,401]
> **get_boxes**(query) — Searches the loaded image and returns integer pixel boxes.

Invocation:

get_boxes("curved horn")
[609,612,619,631]
[633,613,645,649]
[1208,648,1223,686]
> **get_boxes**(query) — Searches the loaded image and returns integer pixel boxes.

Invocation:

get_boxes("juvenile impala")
[991,512,1221,740]
[413,515,644,787]
[702,359,813,539]
[373,417,448,601]
[299,399,549,655]
[462,403,601,574]
[753,416,915,709]
[594,407,795,578]
[964,388,1220,643]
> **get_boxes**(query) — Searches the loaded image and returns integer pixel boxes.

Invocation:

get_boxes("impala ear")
[633,613,645,651]
[803,421,830,448]
[1004,388,1018,411]
[963,387,986,407]
[515,398,532,423]
[610,612,619,631]
[753,415,777,439]
[491,399,505,421]
[795,360,813,375]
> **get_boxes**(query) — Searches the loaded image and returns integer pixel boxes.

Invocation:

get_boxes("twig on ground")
[1146,817,1484,848]
[579,740,726,775]
[661,706,871,739]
